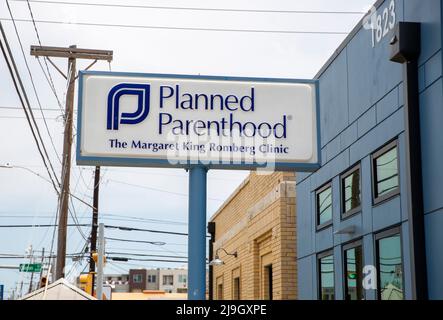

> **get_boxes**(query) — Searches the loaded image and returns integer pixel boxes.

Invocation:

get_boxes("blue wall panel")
[420,79,443,214]
[404,0,442,65]
[425,209,443,299]
[319,50,349,147]
[376,86,399,123]
[297,0,442,300]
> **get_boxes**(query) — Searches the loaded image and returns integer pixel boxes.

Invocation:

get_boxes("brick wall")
[210,171,296,300]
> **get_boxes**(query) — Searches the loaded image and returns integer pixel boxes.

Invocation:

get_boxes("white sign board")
[77,71,320,171]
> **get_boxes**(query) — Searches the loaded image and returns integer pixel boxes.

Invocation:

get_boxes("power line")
[105,252,187,259]
[11,0,367,15]
[0,224,88,228]
[0,18,350,35]
[104,224,189,236]
[5,1,63,168]
[0,105,62,111]
[0,21,60,194]
[107,247,187,254]
[0,213,187,226]
[108,257,187,263]
[108,179,225,202]
[0,115,60,120]
[25,0,65,114]
[104,237,166,246]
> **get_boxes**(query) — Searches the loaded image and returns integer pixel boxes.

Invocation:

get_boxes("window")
[233,277,240,300]
[132,274,142,283]
[376,228,404,300]
[178,275,187,283]
[163,275,174,286]
[343,241,364,300]
[316,182,333,229]
[147,275,156,283]
[263,264,273,300]
[372,140,400,204]
[318,251,334,300]
[341,164,361,218]
[217,283,224,300]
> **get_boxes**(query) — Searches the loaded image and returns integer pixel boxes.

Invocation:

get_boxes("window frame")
[371,139,400,205]
[342,239,364,300]
[132,274,142,283]
[340,163,362,219]
[162,275,174,286]
[374,226,404,300]
[315,181,333,231]
[317,249,335,300]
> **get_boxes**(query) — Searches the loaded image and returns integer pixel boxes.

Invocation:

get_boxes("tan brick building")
[209,171,296,300]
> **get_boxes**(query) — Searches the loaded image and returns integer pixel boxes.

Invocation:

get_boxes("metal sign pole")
[187,165,207,300]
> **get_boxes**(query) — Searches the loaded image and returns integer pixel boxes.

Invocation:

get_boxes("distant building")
[159,268,187,293]
[104,274,129,293]
[96,268,187,294]
[209,171,296,300]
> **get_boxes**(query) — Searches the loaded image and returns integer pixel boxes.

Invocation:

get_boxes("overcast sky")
[0,0,375,298]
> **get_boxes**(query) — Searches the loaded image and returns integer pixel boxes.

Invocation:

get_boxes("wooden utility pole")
[30,45,113,280]
[89,166,100,296]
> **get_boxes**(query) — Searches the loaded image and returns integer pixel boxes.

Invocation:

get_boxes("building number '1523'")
[371,0,396,47]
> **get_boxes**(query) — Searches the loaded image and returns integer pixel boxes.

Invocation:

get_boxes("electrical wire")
[105,252,187,259]
[104,224,189,236]
[0,21,60,194]
[0,224,89,228]
[104,237,166,246]
[25,0,65,115]
[0,18,350,35]
[10,0,367,15]
[107,179,224,202]
[5,1,63,168]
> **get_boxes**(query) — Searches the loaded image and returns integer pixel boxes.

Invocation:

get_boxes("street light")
[209,248,237,266]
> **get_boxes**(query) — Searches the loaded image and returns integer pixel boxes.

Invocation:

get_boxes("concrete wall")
[296,0,443,300]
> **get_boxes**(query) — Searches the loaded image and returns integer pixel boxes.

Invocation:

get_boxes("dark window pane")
[233,277,240,300]
[344,246,363,300]
[343,169,361,213]
[375,147,399,198]
[319,254,334,300]
[377,234,403,300]
[317,186,332,225]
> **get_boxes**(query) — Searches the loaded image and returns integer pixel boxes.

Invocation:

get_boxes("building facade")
[296,0,443,300]
[106,268,187,293]
[210,171,296,300]
[159,268,187,293]
[104,274,129,293]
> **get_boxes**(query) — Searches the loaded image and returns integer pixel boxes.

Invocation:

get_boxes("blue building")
[296,0,443,300]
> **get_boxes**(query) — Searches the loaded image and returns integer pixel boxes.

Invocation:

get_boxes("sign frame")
[76,70,321,171]
[19,263,42,272]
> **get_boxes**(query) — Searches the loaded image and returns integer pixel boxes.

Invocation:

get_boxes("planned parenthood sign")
[77,71,320,171]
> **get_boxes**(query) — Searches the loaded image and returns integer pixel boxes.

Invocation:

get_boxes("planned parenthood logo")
[107,83,150,130]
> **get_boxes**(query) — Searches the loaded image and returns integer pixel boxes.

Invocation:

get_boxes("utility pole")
[38,247,45,289]
[30,45,113,280]
[89,166,100,296]
[19,281,23,298]
[27,246,34,294]
[96,223,105,300]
